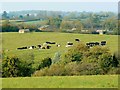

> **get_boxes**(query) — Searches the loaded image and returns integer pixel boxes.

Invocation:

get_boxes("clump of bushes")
[33,64,65,76]
[2,52,36,77]
[37,57,52,70]
[3,43,120,77]
[2,55,34,77]
[33,43,120,76]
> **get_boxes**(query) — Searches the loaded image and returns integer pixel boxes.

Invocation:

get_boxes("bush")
[52,52,61,64]
[2,56,21,77]
[33,64,65,76]
[33,67,49,76]
[64,62,80,75]
[18,53,35,76]
[98,53,113,74]
[113,51,120,67]
[108,67,120,74]
[38,57,52,70]
[88,46,110,62]
[2,53,35,77]
[64,43,88,63]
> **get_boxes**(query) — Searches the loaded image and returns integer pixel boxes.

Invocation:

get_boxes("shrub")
[98,53,113,74]
[88,46,110,62]
[64,62,80,75]
[2,53,35,77]
[38,57,52,70]
[113,51,120,67]
[2,56,21,77]
[18,53,35,76]
[52,52,61,64]
[64,43,88,63]
[33,64,65,76]
[78,63,102,75]
[33,67,49,76]
[108,67,120,74]
[46,64,66,76]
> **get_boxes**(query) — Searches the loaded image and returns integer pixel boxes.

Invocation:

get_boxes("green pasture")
[2,20,47,26]
[2,32,118,61]
[2,75,118,88]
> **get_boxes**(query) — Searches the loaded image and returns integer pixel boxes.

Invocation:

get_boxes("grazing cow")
[41,46,45,49]
[46,42,51,44]
[101,41,106,46]
[28,46,32,49]
[86,42,99,48]
[46,45,51,49]
[46,41,56,44]
[94,42,99,46]
[32,46,36,49]
[43,43,48,47]
[28,46,36,49]
[75,39,80,42]
[86,43,90,48]
[50,42,56,44]
[17,46,27,50]
[37,44,41,48]
[66,42,73,47]
[67,42,73,45]
[56,44,61,47]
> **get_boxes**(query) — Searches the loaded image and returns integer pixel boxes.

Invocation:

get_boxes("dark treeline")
[1,10,119,35]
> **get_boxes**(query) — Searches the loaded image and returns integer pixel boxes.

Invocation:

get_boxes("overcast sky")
[0,2,118,13]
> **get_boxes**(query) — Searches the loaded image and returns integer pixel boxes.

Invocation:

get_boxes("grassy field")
[1,32,119,88]
[2,75,118,88]
[2,32,118,61]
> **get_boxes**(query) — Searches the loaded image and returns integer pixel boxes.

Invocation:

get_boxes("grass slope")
[2,75,118,88]
[2,32,118,61]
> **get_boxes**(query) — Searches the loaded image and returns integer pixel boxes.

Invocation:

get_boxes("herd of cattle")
[17,39,106,50]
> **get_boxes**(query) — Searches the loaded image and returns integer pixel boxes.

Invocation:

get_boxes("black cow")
[75,39,80,42]
[46,42,51,44]
[17,46,27,50]
[67,42,73,45]
[94,42,99,46]
[32,46,36,49]
[46,46,51,49]
[50,42,56,44]
[37,44,41,48]
[101,41,106,46]
[46,41,56,44]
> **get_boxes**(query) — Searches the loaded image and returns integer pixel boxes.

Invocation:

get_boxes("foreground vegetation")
[2,75,118,88]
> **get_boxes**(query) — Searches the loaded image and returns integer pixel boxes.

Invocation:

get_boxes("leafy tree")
[52,52,61,64]
[98,53,113,74]
[2,53,35,77]
[2,11,9,19]
[64,43,88,63]
[38,57,52,70]
[113,51,120,67]
[2,56,21,77]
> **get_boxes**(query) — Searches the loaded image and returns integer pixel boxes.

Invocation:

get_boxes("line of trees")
[1,10,119,35]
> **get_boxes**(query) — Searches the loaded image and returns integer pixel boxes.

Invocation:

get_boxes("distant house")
[96,30,106,35]
[19,29,30,33]
[71,28,77,31]
[81,30,89,32]
[38,25,49,31]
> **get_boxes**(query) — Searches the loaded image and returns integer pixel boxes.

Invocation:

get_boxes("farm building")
[96,30,106,35]
[38,25,49,31]
[19,29,30,33]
